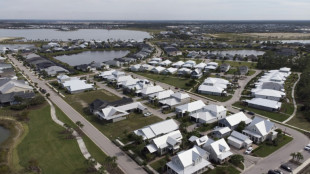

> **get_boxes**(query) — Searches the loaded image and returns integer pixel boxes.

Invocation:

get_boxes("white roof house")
[166,146,211,174]
[140,85,164,96]
[121,78,141,88]
[227,131,253,149]
[194,62,207,70]
[96,102,147,121]
[243,116,277,143]
[147,130,183,154]
[162,67,178,74]
[190,112,217,124]
[190,104,227,123]
[204,62,219,71]
[188,135,214,147]
[148,60,159,66]
[150,66,166,74]
[177,68,192,75]
[159,92,191,107]
[203,138,233,163]
[176,100,206,116]
[149,89,174,101]
[159,59,172,66]
[245,98,282,111]
[151,57,162,62]
[182,60,196,68]
[203,104,227,118]
[252,89,285,101]
[198,77,230,96]
[172,61,185,68]
[134,119,179,140]
[0,79,33,94]
[62,79,94,94]
[140,64,154,71]
[99,70,116,78]
[219,112,252,129]
[57,74,70,83]
[130,64,141,72]
[279,67,291,74]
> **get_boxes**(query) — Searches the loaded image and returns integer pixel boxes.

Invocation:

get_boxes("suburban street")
[8,54,147,174]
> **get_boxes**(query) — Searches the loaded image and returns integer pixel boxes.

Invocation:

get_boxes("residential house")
[227,131,253,149]
[95,102,148,122]
[203,138,233,164]
[130,64,141,72]
[189,135,214,147]
[0,79,33,94]
[146,130,183,155]
[57,74,70,83]
[159,92,191,109]
[89,97,133,114]
[162,67,178,75]
[252,89,285,101]
[204,62,218,72]
[182,60,196,69]
[166,146,211,174]
[177,68,191,76]
[244,98,282,111]
[44,66,69,76]
[149,90,174,102]
[134,119,179,140]
[242,117,277,144]
[191,69,203,79]
[140,85,164,98]
[164,46,182,56]
[190,104,227,124]
[172,61,185,68]
[218,112,252,130]
[194,63,207,70]
[198,77,230,96]
[159,60,172,67]
[0,91,35,106]
[151,66,166,74]
[139,64,154,72]
[175,100,206,117]
[220,63,230,73]
[212,127,231,139]
[61,78,94,94]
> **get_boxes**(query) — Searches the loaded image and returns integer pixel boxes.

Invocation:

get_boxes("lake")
[55,50,130,66]
[0,29,151,42]
[0,126,10,145]
[0,44,34,50]
[210,50,265,56]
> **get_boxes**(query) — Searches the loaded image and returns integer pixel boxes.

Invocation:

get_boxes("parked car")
[304,146,310,151]
[240,108,245,112]
[247,111,255,115]
[273,170,283,174]
[143,112,152,117]
[40,88,47,94]
[280,164,292,172]
[245,146,253,154]
[268,170,278,174]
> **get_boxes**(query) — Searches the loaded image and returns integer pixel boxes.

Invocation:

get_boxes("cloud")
[0,0,309,20]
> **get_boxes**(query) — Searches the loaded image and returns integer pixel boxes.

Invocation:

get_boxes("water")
[0,126,10,145]
[210,50,265,56]
[0,44,34,50]
[54,50,130,66]
[0,29,151,42]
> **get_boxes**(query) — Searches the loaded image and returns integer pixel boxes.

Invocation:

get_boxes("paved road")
[147,41,162,58]
[8,55,146,174]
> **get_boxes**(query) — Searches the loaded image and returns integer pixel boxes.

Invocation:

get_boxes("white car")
[305,145,310,151]
[143,112,152,117]
[245,147,253,154]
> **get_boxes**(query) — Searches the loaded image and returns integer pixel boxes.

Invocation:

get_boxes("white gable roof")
[141,85,164,95]
[149,89,174,100]
[203,104,227,114]
[224,112,252,127]
[176,100,206,113]
[171,92,190,100]
[245,98,282,110]
[246,116,275,136]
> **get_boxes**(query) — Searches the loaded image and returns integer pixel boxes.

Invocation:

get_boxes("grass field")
[134,72,193,90]
[252,135,293,157]
[64,89,162,142]
[203,165,240,174]
[287,108,310,131]
[16,104,89,174]
[150,158,168,173]
[233,102,290,122]
[215,60,257,69]
[199,93,233,102]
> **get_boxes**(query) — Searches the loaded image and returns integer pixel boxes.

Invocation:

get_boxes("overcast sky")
[0,0,309,20]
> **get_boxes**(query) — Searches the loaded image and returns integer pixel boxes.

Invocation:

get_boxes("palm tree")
[98,166,106,174]
[296,152,304,162]
[290,152,297,161]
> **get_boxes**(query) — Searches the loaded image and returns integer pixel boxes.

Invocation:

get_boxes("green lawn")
[199,93,233,102]
[17,104,89,174]
[233,102,290,122]
[54,104,124,174]
[63,89,162,142]
[252,135,293,157]
[150,158,168,173]
[134,72,194,90]
[215,60,257,69]
[287,108,310,131]
[280,102,294,115]
[203,165,240,174]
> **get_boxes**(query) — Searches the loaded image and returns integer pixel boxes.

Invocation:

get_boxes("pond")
[210,50,265,56]
[0,29,152,42]
[54,50,130,66]
[0,126,10,145]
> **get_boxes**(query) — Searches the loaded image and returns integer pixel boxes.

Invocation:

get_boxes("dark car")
[40,88,47,94]
[280,164,292,172]
[240,108,245,112]
[268,170,278,174]
[273,170,283,174]
[247,111,255,115]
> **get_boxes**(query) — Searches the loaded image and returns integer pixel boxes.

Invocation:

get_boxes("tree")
[98,166,106,174]
[46,93,50,98]
[236,121,246,133]
[290,152,297,161]
[230,154,244,166]
[75,121,84,128]
[296,152,304,162]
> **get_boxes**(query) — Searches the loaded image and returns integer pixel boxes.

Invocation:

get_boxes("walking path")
[46,99,104,171]
[283,73,301,123]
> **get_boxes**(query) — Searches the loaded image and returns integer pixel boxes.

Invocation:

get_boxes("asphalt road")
[8,55,147,174]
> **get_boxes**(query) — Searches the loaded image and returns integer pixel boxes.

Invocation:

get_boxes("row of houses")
[0,62,17,80]
[243,67,291,111]
[197,77,231,96]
